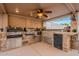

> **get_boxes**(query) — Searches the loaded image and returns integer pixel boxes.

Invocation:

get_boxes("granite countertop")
[53,32,78,36]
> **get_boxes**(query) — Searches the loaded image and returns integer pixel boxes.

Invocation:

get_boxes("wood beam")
[0,3,7,14]
[8,14,43,21]
[65,3,76,15]
[36,3,42,9]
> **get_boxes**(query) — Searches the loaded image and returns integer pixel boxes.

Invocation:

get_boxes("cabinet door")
[54,34,62,50]
[16,38,22,48]
[7,39,16,49]
[7,39,11,49]
[11,38,16,49]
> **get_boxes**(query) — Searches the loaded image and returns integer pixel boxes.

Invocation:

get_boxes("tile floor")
[0,42,79,56]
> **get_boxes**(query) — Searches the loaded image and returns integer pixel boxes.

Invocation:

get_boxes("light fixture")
[31,9,48,19]
[37,13,43,17]
[15,8,19,13]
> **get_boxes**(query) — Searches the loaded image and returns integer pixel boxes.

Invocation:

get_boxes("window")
[43,15,71,29]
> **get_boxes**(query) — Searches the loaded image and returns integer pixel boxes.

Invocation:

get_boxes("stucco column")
[77,12,79,40]
[2,14,8,28]
[2,14,8,32]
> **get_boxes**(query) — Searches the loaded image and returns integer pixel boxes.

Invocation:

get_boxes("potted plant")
[72,29,77,32]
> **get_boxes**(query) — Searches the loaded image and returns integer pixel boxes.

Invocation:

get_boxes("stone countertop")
[52,32,78,36]
[0,32,5,34]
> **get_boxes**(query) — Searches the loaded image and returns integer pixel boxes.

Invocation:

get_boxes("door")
[54,34,63,50]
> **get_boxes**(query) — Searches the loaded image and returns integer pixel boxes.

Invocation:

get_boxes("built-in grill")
[6,28,23,49]
[6,27,23,38]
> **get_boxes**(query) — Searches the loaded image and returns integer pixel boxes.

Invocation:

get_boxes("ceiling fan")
[30,9,52,19]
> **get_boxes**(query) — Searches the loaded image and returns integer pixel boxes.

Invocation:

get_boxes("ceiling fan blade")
[43,14,48,18]
[45,11,52,13]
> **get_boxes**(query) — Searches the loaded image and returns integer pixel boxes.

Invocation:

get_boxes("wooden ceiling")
[0,3,79,20]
